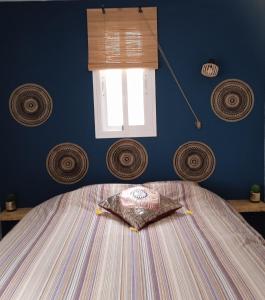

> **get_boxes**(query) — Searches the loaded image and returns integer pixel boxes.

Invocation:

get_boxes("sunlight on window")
[104,69,123,127]
[93,68,156,138]
[127,69,145,125]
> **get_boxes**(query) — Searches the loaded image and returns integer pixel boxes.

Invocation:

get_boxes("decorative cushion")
[98,186,182,230]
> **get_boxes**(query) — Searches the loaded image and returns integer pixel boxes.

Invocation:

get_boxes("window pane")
[104,69,123,127]
[127,69,145,126]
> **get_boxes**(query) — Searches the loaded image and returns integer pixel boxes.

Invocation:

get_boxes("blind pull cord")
[158,44,202,129]
[139,7,202,129]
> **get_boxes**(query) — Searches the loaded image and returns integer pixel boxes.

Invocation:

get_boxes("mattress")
[0,181,264,300]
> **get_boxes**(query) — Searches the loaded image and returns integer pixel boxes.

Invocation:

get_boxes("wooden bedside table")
[227,200,265,213]
[0,208,32,238]
[0,208,32,221]
[227,200,265,238]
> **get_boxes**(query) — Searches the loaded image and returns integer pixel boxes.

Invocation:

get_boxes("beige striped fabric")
[0,181,265,300]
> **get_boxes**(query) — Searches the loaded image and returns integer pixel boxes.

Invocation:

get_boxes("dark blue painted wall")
[0,0,264,208]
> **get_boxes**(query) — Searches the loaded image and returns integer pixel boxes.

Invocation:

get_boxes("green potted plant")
[250,184,261,203]
[5,193,17,211]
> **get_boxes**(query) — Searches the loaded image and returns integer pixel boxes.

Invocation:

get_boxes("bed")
[0,181,265,300]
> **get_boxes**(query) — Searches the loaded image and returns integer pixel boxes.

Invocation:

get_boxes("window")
[92,68,156,138]
[87,7,158,138]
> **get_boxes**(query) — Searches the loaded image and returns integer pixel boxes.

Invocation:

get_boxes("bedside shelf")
[227,200,265,213]
[0,208,32,221]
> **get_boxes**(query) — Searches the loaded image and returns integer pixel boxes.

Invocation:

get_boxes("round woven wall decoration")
[46,143,88,184]
[173,141,216,182]
[106,139,148,180]
[9,83,53,127]
[211,79,254,122]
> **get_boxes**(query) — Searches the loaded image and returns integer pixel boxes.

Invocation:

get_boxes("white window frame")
[92,68,157,139]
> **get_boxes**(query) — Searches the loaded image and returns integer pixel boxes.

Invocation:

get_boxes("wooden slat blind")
[87,7,158,70]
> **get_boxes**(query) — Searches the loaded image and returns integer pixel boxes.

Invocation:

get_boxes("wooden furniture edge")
[1,201,264,219]
[0,208,32,221]
[227,200,265,213]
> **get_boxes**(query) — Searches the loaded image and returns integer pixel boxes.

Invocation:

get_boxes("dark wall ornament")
[9,83,53,127]
[106,139,148,180]
[211,79,254,122]
[173,141,216,182]
[46,143,89,184]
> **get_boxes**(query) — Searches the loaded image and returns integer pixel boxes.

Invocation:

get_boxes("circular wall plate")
[106,139,148,180]
[46,143,88,184]
[9,83,53,127]
[173,141,216,182]
[211,79,254,122]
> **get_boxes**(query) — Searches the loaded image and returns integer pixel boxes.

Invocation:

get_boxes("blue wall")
[0,0,264,208]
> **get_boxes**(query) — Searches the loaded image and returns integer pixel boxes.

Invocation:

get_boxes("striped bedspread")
[0,181,265,300]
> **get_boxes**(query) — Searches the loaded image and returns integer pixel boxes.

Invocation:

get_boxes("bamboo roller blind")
[87,7,158,70]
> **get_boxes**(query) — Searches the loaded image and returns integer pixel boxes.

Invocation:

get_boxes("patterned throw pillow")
[98,186,182,230]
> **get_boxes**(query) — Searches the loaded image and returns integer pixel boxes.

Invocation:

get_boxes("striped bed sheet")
[0,181,264,300]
